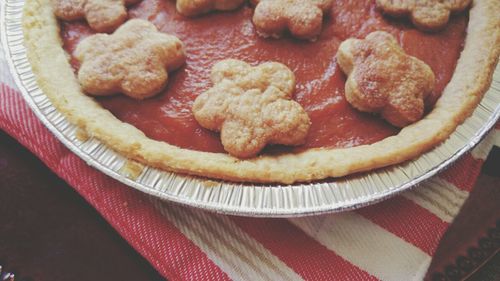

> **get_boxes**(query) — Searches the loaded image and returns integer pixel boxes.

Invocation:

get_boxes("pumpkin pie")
[22,0,499,183]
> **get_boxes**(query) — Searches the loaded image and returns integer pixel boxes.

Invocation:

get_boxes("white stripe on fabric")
[290,212,431,281]
[151,199,303,281]
[471,129,499,160]
[402,177,468,223]
[491,129,500,148]
[0,42,17,89]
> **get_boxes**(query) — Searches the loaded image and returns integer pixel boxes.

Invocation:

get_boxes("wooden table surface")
[0,130,498,281]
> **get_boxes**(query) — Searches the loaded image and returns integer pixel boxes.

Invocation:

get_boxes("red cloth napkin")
[1,48,499,280]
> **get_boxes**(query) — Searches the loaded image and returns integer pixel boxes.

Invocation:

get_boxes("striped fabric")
[1,42,498,281]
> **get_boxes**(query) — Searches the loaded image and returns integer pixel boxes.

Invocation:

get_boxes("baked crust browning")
[75,19,186,100]
[52,0,141,32]
[376,0,472,31]
[23,0,500,183]
[176,0,246,17]
[337,31,435,127]
[252,0,334,39]
[192,59,311,158]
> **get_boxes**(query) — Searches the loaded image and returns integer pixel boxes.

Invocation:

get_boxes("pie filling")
[60,0,467,154]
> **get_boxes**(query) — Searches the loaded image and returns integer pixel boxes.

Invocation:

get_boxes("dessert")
[192,59,310,158]
[376,0,472,31]
[176,0,246,16]
[337,31,435,127]
[251,0,334,39]
[75,19,186,99]
[52,0,141,32]
[22,0,500,183]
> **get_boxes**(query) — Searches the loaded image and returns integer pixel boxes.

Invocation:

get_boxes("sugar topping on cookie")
[192,59,311,158]
[376,0,471,31]
[251,0,333,40]
[337,31,435,127]
[75,19,186,100]
[176,0,246,17]
[52,0,141,32]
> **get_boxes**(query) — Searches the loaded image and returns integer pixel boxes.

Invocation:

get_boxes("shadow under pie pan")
[2,0,499,217]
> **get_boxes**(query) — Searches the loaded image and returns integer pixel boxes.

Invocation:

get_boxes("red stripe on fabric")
[356,196,448,255]
[231,217,379,281]
[495,121,500,130]
[57,156,231,281]
[439,153,484,192]
[0,84,230,281]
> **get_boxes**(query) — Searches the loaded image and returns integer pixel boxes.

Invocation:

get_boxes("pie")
[22,0,499,183]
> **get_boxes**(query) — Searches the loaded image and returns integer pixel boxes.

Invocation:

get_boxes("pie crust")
[22,0,499,183]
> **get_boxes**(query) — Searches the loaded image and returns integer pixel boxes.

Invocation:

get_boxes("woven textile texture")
[1,30,499,281]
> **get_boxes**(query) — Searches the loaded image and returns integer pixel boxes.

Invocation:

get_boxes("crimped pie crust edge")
[22,0,500,184]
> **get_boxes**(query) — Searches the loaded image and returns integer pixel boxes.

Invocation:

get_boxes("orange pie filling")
[59,0,467,155]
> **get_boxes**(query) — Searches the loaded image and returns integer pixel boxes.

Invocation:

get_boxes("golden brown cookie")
[337,31,435,127]
[24,0,500,183]
[176,0,245,17]
[75,19,186,100]
[192,59,311,158]
[52,0,141,32]
[251,0,333,40]
[376,0,472,31]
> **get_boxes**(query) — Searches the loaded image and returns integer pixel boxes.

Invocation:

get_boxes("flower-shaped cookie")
[176,0,246,17]
[75,19,186,100]
[251,0,334,39]
[337,31,435,127]
[376,0,471,31]
[192,59,311,158]
[52,0,141,32]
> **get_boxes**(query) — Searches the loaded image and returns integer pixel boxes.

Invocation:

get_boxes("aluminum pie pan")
[2,0,499,217]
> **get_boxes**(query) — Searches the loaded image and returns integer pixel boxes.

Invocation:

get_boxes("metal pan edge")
[2,0,499,217]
